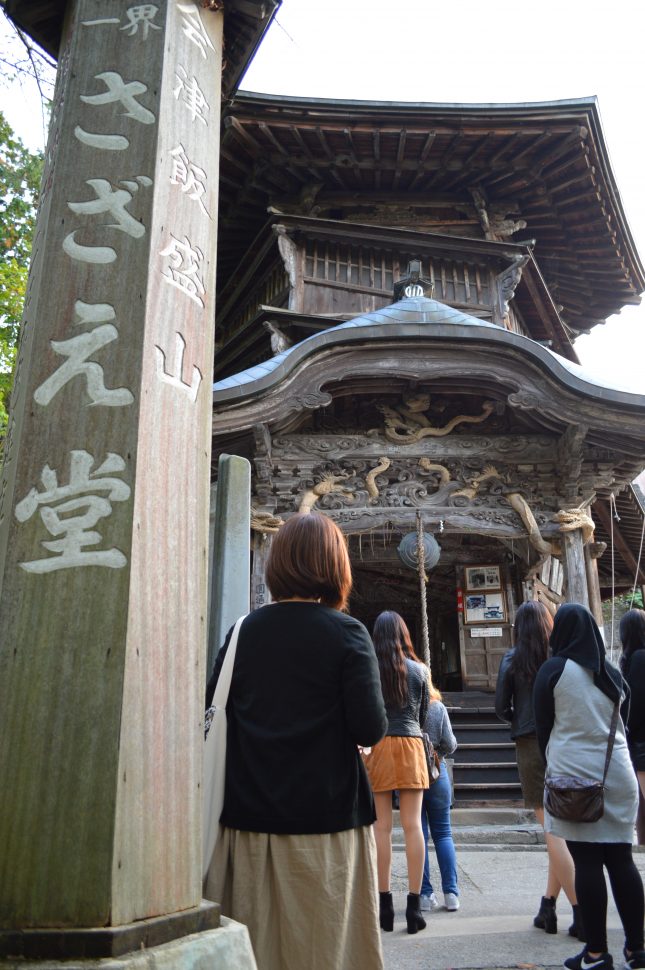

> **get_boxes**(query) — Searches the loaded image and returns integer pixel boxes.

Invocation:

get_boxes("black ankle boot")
[379,891,394,932]
[533,895,557,934]
[405,892,427,935]
[569,905,586,941]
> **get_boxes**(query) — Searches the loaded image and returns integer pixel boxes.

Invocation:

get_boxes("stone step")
[448,709,500,726]
[454,782,523,801]
[452,760,519,785]
[456,743,517,764]
[452,725,513,744]
[451,807,535,825]
[391,806,544,849]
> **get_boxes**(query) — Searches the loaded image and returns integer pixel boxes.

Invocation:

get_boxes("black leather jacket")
[385,659,429,737]
[494,648,536,739]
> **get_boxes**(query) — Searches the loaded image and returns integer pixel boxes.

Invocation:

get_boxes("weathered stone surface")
[207,455,251,672]
[0,903,220,960]
[0,919,257,970]
[0,0,222,929]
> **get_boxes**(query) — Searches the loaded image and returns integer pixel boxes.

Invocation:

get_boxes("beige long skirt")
[204,825,384,970]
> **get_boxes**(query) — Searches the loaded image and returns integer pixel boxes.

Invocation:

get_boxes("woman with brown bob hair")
[204,513,388,970]
[265,508,352,609]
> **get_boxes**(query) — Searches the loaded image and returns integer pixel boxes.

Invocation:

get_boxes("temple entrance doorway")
[348,531,520,692]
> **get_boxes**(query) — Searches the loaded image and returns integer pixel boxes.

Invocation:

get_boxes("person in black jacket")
[620,608,645,842]
[495,600,580,938]
[203,513,388,970]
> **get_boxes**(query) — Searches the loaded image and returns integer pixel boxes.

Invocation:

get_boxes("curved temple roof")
[212,295,645,410]
[220,94,644,332]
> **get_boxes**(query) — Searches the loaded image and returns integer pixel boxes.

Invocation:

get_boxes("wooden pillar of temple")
[251,531,274,611]
[585,544,604,628]
[562,529,590,608]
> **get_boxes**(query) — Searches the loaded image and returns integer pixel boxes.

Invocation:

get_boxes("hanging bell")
[397,532,441,571]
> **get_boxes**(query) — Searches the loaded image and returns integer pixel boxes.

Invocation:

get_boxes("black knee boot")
[569,904,586,941]
[533,895,557,934]
[379,891,394,932]
[405,892,427,934]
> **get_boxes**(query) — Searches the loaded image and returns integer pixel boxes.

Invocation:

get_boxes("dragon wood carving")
[365,457,391,501]
[251,508,284,534]
[552,506,596,545]
[505,492,558,556]
[298,473,356,514]
[452,465,501,499]
[507,496,596,556]
[378,394,495,442]
[453,468,596,556]
[418,458,452,485]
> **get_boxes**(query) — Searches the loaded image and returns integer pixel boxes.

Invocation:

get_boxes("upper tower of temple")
[215,94,644,378]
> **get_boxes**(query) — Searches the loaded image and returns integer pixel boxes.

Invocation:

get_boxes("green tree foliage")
[602,588,645,651]
[0,110,43,438]
[615,588,644,610]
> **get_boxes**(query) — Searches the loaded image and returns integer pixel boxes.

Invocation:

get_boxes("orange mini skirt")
[363,735,429,792]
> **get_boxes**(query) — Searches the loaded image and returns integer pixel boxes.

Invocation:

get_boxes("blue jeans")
[421,760,458,896]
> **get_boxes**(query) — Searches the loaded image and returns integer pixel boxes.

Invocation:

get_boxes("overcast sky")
[1,0,644,391]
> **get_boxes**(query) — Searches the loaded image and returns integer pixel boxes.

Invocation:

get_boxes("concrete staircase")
[444,692,523,805]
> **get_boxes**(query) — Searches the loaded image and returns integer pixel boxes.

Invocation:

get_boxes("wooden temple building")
[211,94,645,692]
[4,2,645,693]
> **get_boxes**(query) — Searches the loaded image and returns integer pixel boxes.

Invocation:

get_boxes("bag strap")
[212,615,247,710]
[601,702,621,785]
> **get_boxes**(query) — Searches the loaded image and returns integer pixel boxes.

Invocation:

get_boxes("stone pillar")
[207,481,218,634]
[0,0,223,946]
[207,455,251,675]
[562,529,590,608]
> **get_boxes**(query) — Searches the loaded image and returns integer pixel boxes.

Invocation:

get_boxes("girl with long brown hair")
[363,611,429,935]
[496,600,580,938]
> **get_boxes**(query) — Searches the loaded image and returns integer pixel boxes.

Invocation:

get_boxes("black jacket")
[623,650,645,743]
[206,602,387,835]
[494,649,537,740]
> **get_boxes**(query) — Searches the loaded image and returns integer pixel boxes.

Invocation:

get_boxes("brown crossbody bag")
[544,701,619,824]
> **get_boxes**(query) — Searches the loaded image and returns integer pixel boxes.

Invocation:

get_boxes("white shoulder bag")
[202,615,246,879]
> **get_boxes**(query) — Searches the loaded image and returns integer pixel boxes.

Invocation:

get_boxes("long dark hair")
[510,600,554,687]
[620,608,645,675]
[372,611,420,708]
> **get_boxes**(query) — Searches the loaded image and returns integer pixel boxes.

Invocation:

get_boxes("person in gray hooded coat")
[534,604,644,970]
